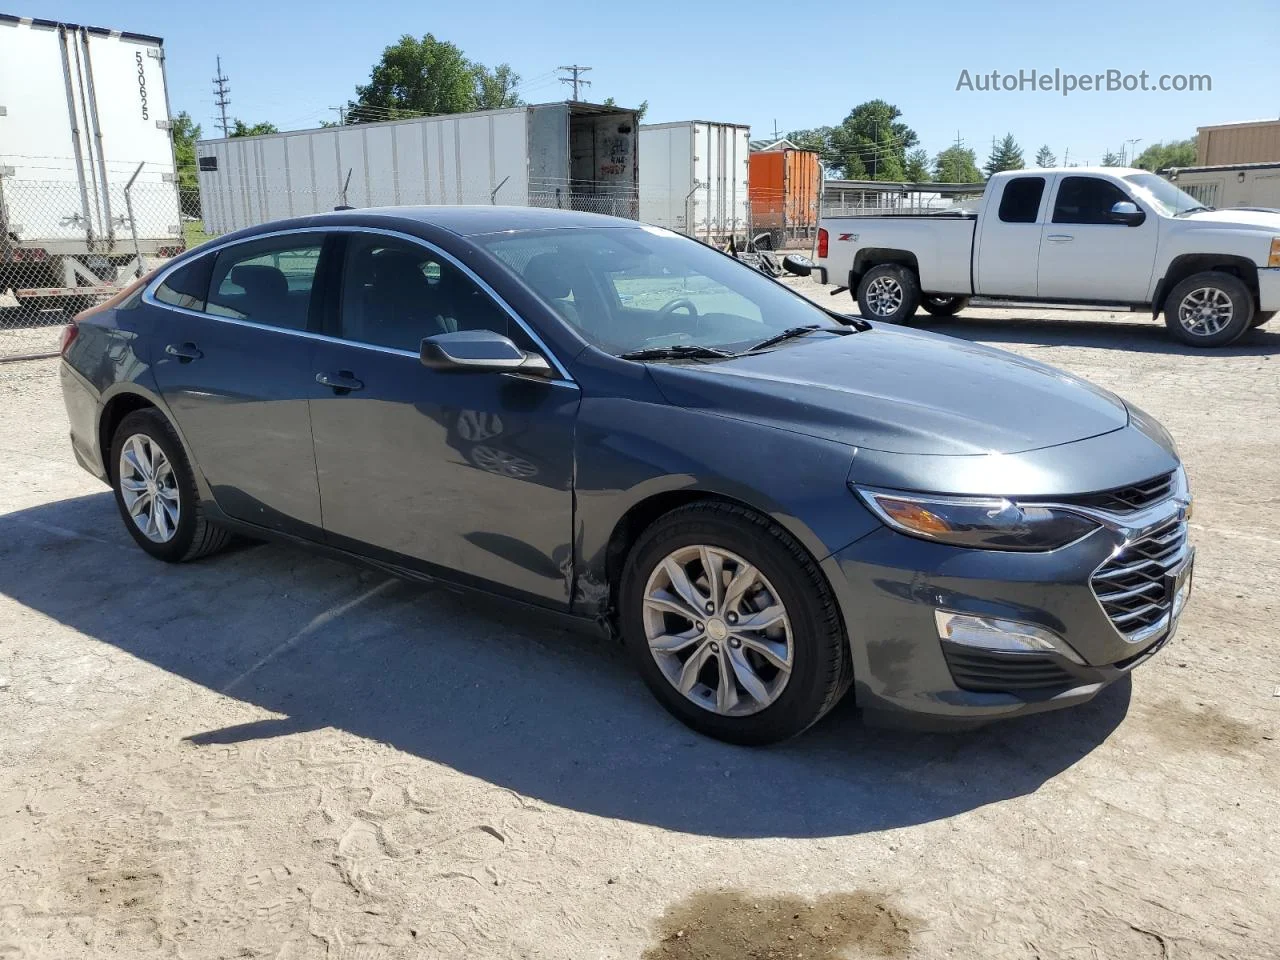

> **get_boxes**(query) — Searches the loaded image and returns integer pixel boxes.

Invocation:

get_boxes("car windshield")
[1123,173,1208,216]
[477,225,838,356]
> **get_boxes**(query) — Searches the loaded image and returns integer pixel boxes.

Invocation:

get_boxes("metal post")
[684,182,700,239]
[124,162,145,277]
[490,175,511,205]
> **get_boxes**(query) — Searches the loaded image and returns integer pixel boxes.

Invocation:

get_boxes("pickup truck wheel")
[1164,272,1254,347]
[1251,310,1275,328]
[856,264,921,323]
[921,295,969,318]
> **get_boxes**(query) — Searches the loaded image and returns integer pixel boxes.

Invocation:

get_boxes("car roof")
[265,205,641,239]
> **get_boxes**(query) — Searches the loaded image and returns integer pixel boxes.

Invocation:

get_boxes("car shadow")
[0,492,1131,839]
[912,312,1280,356]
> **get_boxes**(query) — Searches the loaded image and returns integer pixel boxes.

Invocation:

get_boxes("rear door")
[308,229,579,607]
[147,231,333,536]
[1036,175,1159,302]
[974,174,1050,297]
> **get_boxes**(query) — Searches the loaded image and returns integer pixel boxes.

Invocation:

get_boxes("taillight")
[817,228,828,259]
[59,322,79,355]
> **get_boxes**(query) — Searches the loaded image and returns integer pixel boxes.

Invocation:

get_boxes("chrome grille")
[1091,518,1188,638]
[1071,472,1176,513]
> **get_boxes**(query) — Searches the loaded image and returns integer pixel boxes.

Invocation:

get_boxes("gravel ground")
[0,300,1277,960]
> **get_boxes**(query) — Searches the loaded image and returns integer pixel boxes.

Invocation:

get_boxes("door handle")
[164,342,202,362]
[316,370,364,395]
[1046,234,1074,242]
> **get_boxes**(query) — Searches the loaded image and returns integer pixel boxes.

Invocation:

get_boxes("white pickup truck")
[809,167,1280,347]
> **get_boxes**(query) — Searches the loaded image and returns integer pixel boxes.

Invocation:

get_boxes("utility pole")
[330,104,347,125]
[557,65,592,101]
[871,119,878,179]
[1063,147,1069,167]
[212,56,231,137]
[771,119,781,141]
[1124,138,1142,166]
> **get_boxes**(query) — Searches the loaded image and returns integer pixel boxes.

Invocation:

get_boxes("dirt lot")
[1,301,1278,959]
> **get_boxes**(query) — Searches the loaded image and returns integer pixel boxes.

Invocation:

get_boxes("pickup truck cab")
[812,167,1280,346]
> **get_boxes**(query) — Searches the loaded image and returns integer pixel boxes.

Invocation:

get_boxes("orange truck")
[748,142,821,244]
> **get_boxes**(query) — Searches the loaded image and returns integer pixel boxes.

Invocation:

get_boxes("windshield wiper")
[618,344,738,362]
[747,325,852,352]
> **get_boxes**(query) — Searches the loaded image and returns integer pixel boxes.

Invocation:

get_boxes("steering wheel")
[656,297,699,323]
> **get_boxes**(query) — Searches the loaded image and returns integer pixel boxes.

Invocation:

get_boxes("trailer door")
[79,28,181,248]
[0,19,93,246]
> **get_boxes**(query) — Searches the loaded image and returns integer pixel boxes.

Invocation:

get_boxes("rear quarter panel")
[821,217,975,294]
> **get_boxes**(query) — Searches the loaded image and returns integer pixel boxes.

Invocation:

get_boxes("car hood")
[646,325,1129,456]
[1179,207,1280,231]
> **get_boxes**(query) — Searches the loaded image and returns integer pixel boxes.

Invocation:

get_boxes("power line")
[557,65,592,101]
[212,55,231,137]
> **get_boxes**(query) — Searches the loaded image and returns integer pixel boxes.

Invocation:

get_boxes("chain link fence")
[2,166,820,361]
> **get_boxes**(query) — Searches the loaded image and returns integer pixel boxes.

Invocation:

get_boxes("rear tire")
[619,502,852,745]
[109,409,231,563]
[1163,271,1254,347]
[856,264,921,323]
[1251,310,1275,328]
[921,294,969,317]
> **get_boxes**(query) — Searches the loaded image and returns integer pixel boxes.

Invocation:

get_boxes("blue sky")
[27,0,1280,166]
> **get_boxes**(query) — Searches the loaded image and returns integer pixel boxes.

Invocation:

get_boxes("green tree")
[230,119,279,137]
[1101,150,1124,166]
[1134,138,1197,171]
[348,33,521,122]
[1034,144,1056,167]
[602,96,648,121]
[826,100,918,180]
[784,126,837,166]
[904,148,931,182]
[933,145,983,182]
[171,111,201,190]
[476,63,522,109]
[983,133,1025,177]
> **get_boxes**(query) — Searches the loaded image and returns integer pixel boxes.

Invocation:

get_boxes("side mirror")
[782,254,814,277]
[420,329,555,376]
[1109,201,1146,226]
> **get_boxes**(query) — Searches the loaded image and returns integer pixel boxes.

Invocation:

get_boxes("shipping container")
[196,102,639,234]
[1165,161,1280,210]
[748,143,821,242]
[0,14,183,307]
[638,121,749,242]
[1195,119,1280,166]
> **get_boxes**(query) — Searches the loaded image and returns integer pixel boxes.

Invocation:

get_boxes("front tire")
[1163,271,1254,346]
[110,409,231,562]
[619,502,851,745]
[856,264,921,323]
[921,294,969,317]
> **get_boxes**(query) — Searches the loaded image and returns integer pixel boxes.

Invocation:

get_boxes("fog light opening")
[934,610,1084,665]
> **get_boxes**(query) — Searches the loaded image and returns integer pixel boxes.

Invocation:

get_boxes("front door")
[148,232,332,536]
[1036,175,1159,302]
[308,231,580,608]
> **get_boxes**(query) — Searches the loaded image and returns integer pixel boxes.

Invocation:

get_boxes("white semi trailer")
[195,102,640,234]
[0,14,185,314]
[638,121,750,242]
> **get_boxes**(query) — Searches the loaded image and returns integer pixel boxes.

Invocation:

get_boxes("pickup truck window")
[1052,176,1133,225]
[998,177,1046,223]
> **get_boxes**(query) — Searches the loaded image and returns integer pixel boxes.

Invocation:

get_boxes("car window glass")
[206,236,322,329]
[154,255,214,311]
[1052,177,1132,225]
[338,234,510,352]
[998,177,1045,223]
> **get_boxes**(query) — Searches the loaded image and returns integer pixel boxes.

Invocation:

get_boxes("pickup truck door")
[974,174,1052,298]
[1036,175,1159,302]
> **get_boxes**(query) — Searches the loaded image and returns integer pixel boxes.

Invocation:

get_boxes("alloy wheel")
[864,275,904,316]
[1178,287,1234,337]
[642,544,793,716]
[118,433,181,543]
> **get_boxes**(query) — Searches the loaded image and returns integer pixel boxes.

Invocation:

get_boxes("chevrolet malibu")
[58,207,1194,744]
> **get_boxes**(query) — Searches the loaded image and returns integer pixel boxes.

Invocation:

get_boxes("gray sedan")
[58,206,1194,743]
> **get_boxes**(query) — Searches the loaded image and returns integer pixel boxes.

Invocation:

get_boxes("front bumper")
[820,496,1191,727]
[1257,267,1280,312]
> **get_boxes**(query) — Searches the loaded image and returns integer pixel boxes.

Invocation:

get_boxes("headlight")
[855,487,1100,551]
